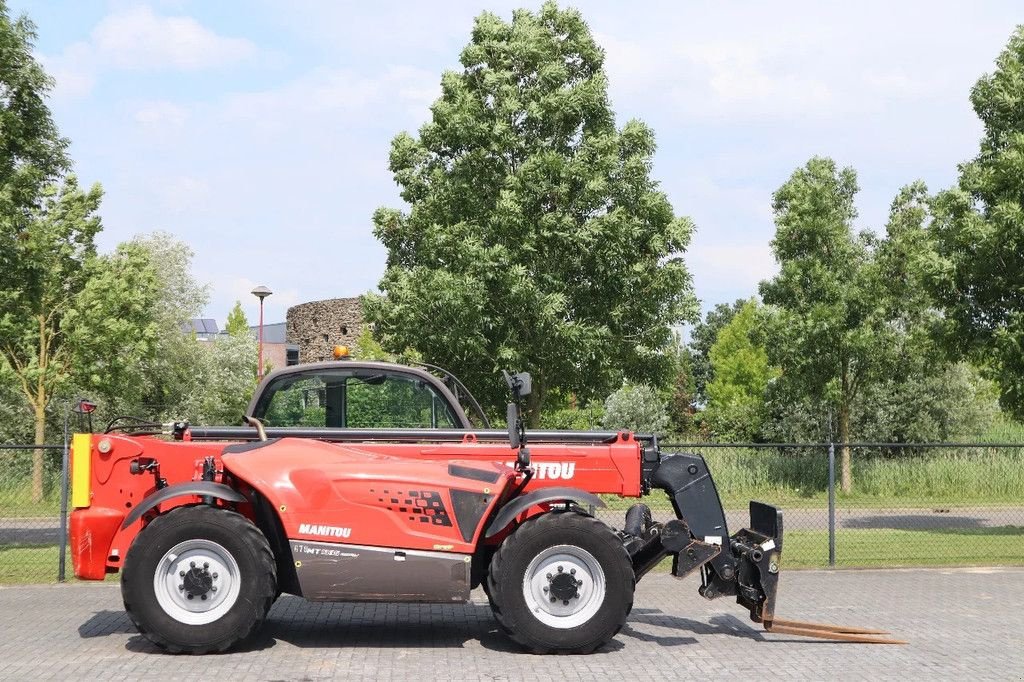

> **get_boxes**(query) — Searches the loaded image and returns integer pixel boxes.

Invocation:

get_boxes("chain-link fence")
[593,442,1024,569]
[2,438,1023,583]
[0,444,70,584]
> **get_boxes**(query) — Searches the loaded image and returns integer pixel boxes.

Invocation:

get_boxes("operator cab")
[247,360,488,430]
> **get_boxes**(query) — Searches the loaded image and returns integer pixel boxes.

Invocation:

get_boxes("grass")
[688,446,1024,509]
[648,526,1024,572]
[785,526,1024,568]
[0,546,66,584]
[0,545,119,584]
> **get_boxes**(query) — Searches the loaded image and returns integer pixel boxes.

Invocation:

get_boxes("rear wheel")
[487,512,634,654]
[122,505,277,654]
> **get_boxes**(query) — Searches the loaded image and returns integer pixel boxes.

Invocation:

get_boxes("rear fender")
[484,486,606,538]
[119,481,246,530]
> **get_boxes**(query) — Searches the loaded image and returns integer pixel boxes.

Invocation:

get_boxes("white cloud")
[216,66,438,131]
[45,5,257,99]
[91,6,255,70]
[134,101,190,129]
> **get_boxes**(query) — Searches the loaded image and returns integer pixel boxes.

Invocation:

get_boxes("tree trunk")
[525,377,544,428]
[839,401,852,494]
[32,314,48,504]
[839,358,852,494]
[32,402,46,504]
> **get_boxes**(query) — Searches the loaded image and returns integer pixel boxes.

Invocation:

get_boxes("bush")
[601,384,669,435]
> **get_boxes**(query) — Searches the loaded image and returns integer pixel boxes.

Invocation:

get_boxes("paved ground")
[1,567,1020,680]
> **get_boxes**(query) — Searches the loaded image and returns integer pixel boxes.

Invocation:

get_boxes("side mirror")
[503,370,532,472]
[507,403,521,449]
[503,371,531,398]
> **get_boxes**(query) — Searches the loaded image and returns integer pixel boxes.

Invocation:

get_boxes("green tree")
[665,342,697,437]
[224,301,249,337]
[0,2,68,233]
[760,158,889,492]
[352,325,390,361]
[177,333,258,425]
[0,178,102,500]
[688,299,747,406]
[64,241,163,414]
[0,3,70,498]
[930,27,1024,417]
[366,2,697,423]
[702,299,777,441]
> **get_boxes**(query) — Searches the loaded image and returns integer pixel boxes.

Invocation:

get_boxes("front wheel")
[487,512,634,654]
[122,505,277,654]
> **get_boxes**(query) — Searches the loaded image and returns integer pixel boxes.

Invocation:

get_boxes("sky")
[12,1,1023,328]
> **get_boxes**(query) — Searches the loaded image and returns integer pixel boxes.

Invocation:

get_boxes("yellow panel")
[71,433,92,508]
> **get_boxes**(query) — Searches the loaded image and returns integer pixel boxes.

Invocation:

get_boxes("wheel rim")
[522,544,606,629]
[153,539,241,625]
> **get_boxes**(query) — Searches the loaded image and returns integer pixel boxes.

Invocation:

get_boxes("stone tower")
[286,297,364,363]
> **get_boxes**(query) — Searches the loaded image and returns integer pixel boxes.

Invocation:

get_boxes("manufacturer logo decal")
[298,523,352,538]
[507,461,577,480]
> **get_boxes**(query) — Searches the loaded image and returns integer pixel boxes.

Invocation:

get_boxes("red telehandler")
[69,358,901,653]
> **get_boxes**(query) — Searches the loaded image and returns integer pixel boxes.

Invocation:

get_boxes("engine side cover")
[223,438,513,601]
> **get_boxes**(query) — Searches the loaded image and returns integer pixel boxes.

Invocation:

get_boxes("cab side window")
[261,376,328,427]
[257,371,458,429]
[347,375,458,428]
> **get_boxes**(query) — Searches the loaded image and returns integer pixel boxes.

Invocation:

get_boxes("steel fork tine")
[768,617,890,635]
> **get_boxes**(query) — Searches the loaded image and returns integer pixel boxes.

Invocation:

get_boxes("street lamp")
[251,285,272,381]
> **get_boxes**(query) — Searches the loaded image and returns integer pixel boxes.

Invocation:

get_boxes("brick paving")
[1,567,1021,680]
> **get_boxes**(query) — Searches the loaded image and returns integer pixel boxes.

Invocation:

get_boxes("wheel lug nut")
[178,584,184,591]
[211,586,217,592]
[546,573,552,580]
[542,586,548,593]
[570,568,576,575]
[203,562,209,569]
[574,592,580,598]
[212,573,218,579]
[179,571,185,577]
[187,594,193,600]
[190,562,195,568]
[550,596,556,603]
[562,600,569,605]
[201,595,207,601]
[557,566,563,573]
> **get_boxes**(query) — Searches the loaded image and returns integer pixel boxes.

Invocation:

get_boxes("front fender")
[484,486,606,538]
[120,482,246,530]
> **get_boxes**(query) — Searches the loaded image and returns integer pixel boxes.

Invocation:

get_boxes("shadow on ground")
[75,598,774,655]
[842,515,985,530]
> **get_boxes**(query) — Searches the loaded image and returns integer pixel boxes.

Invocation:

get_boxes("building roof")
[183,318,219,335]
[249,321,288,344]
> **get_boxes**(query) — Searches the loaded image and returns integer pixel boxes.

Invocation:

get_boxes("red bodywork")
[70,432,644,581]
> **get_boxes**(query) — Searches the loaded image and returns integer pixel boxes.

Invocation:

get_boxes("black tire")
[487,512,634,654]
[122,505,277,654]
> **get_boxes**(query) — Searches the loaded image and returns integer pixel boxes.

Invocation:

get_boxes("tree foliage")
[760,158,899,490]
[688,299,747,406]
[702,299,777,441]
[224,301,249,337]
[0,2,68,234]
[366,2,697,423]
[601,383,669,435]
[0,178,105,498]
[930,26,1024,418]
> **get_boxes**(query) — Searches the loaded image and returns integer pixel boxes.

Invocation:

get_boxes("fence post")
[57,407,70,582]
[827,442,836,567]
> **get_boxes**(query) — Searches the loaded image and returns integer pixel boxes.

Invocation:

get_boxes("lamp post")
[251,285,272,381]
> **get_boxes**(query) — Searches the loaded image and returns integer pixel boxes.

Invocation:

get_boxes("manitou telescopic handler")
[69,357,901,653]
